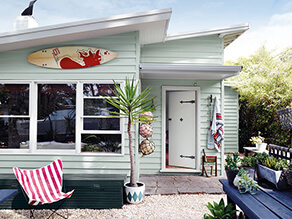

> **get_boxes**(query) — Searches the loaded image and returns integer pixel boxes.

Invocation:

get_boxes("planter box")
[257,164,289,190]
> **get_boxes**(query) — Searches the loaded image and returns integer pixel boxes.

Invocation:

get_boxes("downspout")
[221,80,225,176]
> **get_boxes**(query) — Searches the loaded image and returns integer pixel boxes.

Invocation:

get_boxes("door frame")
[161,86,201,173]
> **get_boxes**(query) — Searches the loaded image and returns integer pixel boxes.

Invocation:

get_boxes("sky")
[1,0,292,61]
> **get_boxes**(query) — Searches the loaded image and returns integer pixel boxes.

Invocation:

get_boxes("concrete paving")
[140,175,225,195]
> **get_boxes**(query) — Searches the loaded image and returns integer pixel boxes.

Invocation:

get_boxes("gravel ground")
[0,194,226,219]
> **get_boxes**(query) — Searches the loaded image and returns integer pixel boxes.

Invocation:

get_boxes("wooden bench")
[0,174,126,209]
[220,179,292,219]
[269,144,292,161]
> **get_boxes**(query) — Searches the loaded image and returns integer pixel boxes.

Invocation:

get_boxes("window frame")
[0,81,31,153]
[0,80,125,156]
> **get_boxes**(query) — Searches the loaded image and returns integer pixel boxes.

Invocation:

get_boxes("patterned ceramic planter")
[124,182,145,204]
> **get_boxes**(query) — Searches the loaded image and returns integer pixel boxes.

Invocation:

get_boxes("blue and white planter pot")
[124,182,145,204]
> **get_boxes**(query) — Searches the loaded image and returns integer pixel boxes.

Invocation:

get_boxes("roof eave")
[140,64,242,80]
[0,8,172,52]
[165,23,250,48]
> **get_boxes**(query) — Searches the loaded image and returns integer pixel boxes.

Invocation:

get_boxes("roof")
[140,64,242,80]
[166,23,250,48]
[0,8,172,52]
[0,8,249,52]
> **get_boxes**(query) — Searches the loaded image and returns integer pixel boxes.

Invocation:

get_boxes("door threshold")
[160,168,201,173]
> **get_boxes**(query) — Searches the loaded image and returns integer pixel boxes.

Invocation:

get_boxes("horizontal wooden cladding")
[0,32,139,80]
[141,35,223,65]
[224,86,238,153]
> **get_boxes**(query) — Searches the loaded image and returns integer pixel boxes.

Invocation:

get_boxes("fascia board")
[0,8,172,52]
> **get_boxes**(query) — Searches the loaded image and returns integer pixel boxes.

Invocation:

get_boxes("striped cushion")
[13,159,74,206]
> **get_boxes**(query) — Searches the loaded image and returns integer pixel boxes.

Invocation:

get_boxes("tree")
[226,46,292,148]
[104,78,155,187]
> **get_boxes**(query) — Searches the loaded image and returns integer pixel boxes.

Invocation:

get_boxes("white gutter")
[166,23,250,41]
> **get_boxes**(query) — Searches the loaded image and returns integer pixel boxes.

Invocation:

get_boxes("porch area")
[140,175,224,195]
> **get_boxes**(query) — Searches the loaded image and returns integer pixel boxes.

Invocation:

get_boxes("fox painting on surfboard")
[28,46,118,69]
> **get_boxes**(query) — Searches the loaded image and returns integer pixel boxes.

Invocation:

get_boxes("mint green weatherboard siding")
[0,32,139,178]
[224,85,239,153]
[0,32,140,80]
[141,35,224,65]
[140,79,223,175]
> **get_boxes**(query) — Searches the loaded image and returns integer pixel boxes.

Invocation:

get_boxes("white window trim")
[160,86,201,172]
[0,80,125,156]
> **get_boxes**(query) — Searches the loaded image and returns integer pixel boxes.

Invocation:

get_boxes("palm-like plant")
[104,78,155,187]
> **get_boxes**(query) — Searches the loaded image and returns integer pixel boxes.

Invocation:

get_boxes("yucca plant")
[104,78,155,187]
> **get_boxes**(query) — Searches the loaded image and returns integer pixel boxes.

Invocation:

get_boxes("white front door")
[168,91,196,169]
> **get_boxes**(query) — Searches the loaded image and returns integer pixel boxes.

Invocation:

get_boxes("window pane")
[83,84,118,97]
[0,84,29,115]
[37,84,76,150]
[81,134,121,153]
[84,99,119,116]
[0,118,29,149]
[83,118,120,130]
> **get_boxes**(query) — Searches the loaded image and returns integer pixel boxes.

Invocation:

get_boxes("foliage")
[237,168,248,177]
[256,152,289,170]
[240,156,256,167]
[255,152,269,165]
[262,156,278,169]
[204,198,236,219]
[104,78,155,187]
[226,46,292,149]
[225,153,240,171]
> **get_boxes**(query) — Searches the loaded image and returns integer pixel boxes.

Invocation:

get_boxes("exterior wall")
[0,32,140,177]
[140,79,224,175]
[140,35,224,65]
[223,85,239,153]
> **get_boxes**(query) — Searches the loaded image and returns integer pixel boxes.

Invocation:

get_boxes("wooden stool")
[201,149,217,177]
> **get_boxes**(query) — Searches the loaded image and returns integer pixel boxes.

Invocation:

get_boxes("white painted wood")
[161,86,201,172]
[168,91,196,168]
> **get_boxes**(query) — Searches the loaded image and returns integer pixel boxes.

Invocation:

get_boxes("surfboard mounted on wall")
[28,46,118,69]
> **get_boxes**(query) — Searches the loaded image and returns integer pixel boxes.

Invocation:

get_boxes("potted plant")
[256,153,290,190]
[250,131,266,152]
[247,177,258,195]
[233,168,248,187]
[236,171,258,194]
[225,152,240,185]
[104,78,155,204]
[240,156,256,179]
[204,198,236,219]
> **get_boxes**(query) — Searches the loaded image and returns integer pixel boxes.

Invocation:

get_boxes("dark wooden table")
[220,179,292,219]
[0,189,18,204]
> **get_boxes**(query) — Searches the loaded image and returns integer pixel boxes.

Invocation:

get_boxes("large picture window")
[0,84,30,149]
[0,81,123,154]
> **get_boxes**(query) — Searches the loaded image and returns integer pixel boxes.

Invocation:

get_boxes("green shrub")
[204,198,236,219]
[241,156,256,167]
[226,46,292,150]
[255,152,269,165]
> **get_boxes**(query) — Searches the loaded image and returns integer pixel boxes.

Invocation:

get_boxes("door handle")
[180,155,195,159]
[168,118,172,121]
